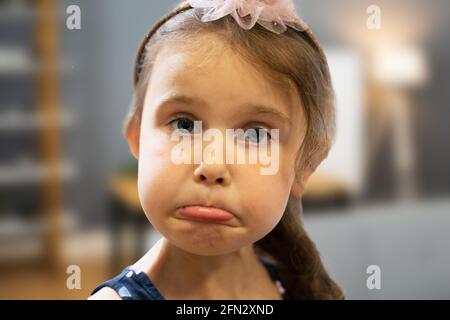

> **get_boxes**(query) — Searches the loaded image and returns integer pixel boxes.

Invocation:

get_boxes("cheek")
[137,129,184,221]
[239,151,293,236]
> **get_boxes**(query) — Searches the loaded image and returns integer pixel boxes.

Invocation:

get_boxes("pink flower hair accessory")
[187,0,308,34]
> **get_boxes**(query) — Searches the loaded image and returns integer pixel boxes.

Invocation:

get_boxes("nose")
[193,162,231,186]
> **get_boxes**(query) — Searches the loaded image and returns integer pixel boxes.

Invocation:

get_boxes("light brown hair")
[123,1,344,299]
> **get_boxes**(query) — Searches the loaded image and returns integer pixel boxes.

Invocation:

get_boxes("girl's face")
[128,37,307,256]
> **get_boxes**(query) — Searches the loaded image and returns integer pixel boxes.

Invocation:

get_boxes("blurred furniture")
[109,174,151,275]
[370,48,428,200]
[303,173,352,209]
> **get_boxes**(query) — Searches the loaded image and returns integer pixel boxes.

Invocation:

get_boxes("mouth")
[177,204,235,223]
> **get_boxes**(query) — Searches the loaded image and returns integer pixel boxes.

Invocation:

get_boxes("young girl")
[89,0,344,300]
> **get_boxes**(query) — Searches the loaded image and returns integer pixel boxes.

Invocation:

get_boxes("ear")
[290,165,315,198]
[125,117,140,160]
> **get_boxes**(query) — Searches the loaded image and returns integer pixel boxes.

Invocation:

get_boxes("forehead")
[147,37,302,119]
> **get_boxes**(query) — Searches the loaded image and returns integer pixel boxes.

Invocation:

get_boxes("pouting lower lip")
[178,205,235,222]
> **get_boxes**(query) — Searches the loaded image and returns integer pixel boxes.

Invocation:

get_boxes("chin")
[169,229,250,257]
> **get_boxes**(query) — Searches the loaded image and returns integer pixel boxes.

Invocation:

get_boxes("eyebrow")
[155,93,292,126]
[242,104,292,127]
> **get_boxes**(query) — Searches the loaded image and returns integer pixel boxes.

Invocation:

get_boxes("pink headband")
[187,0,307,34]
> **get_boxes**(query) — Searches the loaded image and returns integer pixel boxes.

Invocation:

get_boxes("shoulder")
[88,287,123,300]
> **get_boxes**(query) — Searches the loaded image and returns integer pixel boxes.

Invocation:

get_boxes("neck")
[133,237,264,299]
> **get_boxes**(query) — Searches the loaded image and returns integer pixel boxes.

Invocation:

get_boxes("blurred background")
[0,0,449,299]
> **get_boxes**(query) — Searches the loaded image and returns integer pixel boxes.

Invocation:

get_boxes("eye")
[242,127,272,144]
[168,116,200,134]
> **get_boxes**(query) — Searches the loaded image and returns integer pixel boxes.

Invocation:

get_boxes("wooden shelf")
[0,107,77,132]
[110,175,141,213]
[35,0,64,267]
[0,0,69,269]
